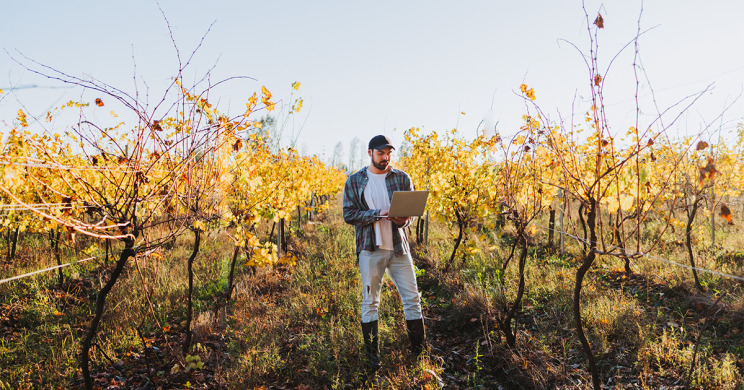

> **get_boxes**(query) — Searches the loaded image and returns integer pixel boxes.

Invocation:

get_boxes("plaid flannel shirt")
[343,166,413,257]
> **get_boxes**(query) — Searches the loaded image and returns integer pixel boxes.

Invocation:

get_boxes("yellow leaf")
[292,81,301,90]
[279,253,297,266]
[605,197,620,214]
[4,164,25,188]
[192,220,206,231]
[519,84,536,100]
[261,85,272,100]
[619,194,634,212]
[244,93,258,117]
[17,109,28,127]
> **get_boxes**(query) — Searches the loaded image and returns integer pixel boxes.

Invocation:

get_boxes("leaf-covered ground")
[1,199,743,389]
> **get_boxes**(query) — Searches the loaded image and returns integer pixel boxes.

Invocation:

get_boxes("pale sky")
[2,1,743,165]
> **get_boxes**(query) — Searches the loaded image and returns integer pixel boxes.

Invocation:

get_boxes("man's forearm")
[343,207,378,226]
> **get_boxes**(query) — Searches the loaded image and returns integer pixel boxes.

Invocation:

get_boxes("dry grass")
[0,199,743,389]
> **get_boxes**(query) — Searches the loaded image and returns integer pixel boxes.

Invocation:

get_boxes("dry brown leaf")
[720,204,733,225]
[594,13,604,28]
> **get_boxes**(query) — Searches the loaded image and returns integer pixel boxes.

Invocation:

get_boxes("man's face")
[369,147,393,171]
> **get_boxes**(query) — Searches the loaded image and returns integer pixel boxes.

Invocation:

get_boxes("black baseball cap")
[368,135,395,150]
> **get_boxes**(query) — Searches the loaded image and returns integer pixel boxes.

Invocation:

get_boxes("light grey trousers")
[358,249,423,323]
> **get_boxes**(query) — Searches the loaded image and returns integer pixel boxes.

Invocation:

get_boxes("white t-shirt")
[364,171,394,250]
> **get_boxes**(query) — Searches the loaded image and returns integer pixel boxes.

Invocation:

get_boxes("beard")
[371,158,389,171]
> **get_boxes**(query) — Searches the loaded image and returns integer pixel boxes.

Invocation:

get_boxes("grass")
[0,198,743,389]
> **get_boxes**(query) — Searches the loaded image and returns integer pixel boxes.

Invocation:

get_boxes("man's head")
[367,135,395,172]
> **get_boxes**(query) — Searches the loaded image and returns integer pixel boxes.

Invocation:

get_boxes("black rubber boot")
[361,320,380,371]
[406,318,426,355]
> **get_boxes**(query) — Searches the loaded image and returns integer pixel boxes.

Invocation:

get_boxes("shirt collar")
[363,166,398,177]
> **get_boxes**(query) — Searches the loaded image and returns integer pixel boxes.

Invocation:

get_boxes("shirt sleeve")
[342,175,378,226]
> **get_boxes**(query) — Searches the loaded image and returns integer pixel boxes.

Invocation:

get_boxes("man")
[342,134,426,371]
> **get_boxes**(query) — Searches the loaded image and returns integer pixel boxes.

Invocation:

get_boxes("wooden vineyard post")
[548,206,556,248]
[424,212,429,247]
[711,191,716,248]
[559,189,565,255]
[310,194,316,220]
[281,218,288,253]
[424,157,430,246]
[277,219,283,256]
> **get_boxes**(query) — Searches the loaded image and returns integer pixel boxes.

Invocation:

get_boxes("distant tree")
[332,141,344,167]
[257,115,277,150]
[348,137,360,170]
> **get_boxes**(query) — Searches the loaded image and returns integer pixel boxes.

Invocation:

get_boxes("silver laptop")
[375,191,429,218]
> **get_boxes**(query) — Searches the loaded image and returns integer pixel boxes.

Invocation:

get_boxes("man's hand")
[377,208,408,226]
[388,216,410,227]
